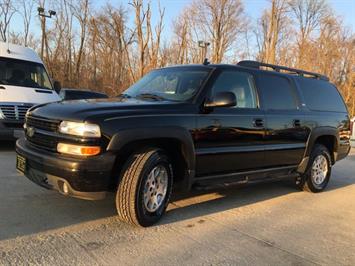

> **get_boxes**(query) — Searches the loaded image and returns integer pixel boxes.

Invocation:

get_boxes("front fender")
[106,126,196,177]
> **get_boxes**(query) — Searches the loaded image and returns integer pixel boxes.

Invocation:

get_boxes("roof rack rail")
[237,60,329,81]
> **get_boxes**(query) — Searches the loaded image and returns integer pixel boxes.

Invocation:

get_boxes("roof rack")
[237,60,329,81]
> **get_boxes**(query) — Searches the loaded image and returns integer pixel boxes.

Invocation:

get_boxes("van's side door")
[195,69,266,177]
[256,73,308,167]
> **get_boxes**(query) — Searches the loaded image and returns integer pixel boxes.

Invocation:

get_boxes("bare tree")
[258,0,288,64]
[130,0,150,79]
[188,0,247,63]
[147,2,165,70]
[172,14,190,64]
[0,0,17,42]
[71,0,90,81]
[19,0,35,46]
[5,0,353,113]
[129,0,165,79]
[288,0,329,65]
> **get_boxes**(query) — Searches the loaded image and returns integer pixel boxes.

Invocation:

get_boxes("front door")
[195,69,266,177]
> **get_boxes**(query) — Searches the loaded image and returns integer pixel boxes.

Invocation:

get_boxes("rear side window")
[258,73,297,110]
[297,78,347,112]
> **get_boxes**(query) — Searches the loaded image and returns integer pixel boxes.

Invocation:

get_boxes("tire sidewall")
[306,145,332,192]
[136,150,173,226]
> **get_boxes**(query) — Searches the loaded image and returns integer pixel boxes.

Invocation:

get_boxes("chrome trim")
[196,143,306,156]
[104,113,265,122]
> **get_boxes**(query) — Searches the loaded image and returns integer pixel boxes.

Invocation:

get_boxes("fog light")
[57,143,101,156]
[63,183,69,194]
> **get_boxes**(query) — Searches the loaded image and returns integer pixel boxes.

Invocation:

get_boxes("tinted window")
[0,57,52,90]
[62,90,107,100]
[258,74,297,110]
[297,78,347,112]
[211,71,257,108]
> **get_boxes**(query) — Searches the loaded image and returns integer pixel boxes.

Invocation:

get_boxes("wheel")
[297,144,332,193]
[116,148,173,227]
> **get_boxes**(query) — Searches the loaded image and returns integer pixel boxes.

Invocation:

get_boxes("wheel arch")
[106,127,195,190]
[298,127,339,173]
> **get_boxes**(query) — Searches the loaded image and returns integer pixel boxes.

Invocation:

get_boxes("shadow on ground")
[0,147,353,241]
[0,141,16,151]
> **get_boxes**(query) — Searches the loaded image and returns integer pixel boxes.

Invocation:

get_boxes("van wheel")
[116,148,173,227]
[298,144,332,193]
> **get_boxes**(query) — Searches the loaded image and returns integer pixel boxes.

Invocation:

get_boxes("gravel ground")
[0,141,354,266]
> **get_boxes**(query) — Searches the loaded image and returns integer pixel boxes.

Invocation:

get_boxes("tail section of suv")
[16,61,351,226]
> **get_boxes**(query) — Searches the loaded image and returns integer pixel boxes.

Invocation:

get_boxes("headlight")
[59,121,101,138]
[0,109,4,119]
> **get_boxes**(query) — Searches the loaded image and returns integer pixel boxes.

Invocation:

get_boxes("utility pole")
[38,7,56,59]
[198,41,210,64]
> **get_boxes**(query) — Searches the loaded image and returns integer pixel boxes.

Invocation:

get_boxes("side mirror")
[204,91,237,108]
[53,80,61,93]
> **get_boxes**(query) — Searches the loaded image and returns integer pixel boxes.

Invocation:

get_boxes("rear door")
[256,73,308,167]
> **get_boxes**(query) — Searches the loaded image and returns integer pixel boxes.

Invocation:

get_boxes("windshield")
[123,67,211,102]
[0,57,53,90]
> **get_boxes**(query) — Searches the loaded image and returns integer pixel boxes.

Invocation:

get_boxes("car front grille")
[26,115,60,132]
[28,131,58,151]
[25,115,61,151]
[0,104,33,121]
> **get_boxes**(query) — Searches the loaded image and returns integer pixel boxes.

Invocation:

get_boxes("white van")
[0,42,61,139]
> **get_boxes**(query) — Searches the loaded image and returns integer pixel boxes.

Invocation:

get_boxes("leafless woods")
[1,0,354,115]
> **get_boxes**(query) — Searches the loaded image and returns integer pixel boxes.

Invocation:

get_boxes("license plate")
[16,155,27,174]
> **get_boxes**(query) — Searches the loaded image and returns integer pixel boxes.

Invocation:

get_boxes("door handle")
[293,119,301,128]
[253,118,264,128]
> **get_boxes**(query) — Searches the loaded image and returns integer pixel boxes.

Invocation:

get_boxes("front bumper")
[16,138,116,200]
[0,120,24,140]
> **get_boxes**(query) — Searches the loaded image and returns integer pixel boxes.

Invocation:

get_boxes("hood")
[29,97,190,122]
[0,85,60,104]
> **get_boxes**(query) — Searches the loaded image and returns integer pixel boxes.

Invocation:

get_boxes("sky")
[109,0,355,33]
[10,0,355,46]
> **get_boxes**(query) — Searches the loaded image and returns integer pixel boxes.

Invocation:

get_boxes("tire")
[116,148,173,227]
[297,144,332,193]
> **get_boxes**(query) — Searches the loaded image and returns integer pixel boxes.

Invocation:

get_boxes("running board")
[193,165,299,190]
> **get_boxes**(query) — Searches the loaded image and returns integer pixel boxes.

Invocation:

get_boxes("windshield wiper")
[136,93,166,101]
[117,93,132,98]
[39,86,52,90]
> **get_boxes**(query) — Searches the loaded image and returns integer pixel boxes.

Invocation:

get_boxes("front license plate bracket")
[16,155,27,173]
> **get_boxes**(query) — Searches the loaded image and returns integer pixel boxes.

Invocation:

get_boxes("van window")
[211,70,257,108]
[0,57,53,90]
[297,77,347,112]
[258,73,297,110]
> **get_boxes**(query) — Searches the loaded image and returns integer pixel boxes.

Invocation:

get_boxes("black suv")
[16,61,351,226]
